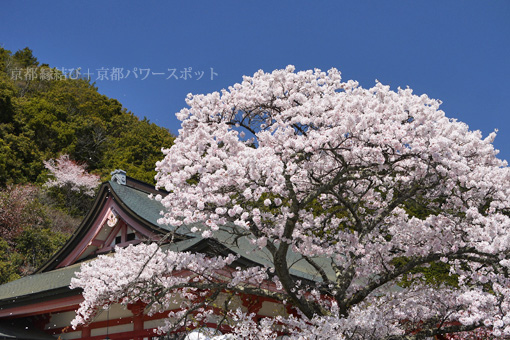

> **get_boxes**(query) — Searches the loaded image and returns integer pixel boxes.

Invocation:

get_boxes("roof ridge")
[110,175,169,196]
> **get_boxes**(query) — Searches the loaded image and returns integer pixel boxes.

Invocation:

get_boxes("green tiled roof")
[109,180,195,235]
[0,262,82,303]
[109,180,169,230]
[210,228,334,282]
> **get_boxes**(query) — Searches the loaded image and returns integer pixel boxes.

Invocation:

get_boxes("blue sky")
[2,1,510,160]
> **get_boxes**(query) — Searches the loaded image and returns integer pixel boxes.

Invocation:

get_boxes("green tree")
[101,114,175,183]
[0,238,23,284]
[13,47,39,67]
[0,184,74,282]
[15,226,67,274]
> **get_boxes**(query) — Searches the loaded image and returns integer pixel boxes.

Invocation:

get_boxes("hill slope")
[0,47,175,283]
[0,46,175,185]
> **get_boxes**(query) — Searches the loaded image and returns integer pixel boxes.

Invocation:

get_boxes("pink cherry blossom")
[44,154,100,196]
[73,66,510,339]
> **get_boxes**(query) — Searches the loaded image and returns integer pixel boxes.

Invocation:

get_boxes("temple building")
[0,171,318,340]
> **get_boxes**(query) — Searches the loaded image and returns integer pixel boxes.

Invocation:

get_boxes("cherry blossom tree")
[43,154,100,216]
[72,66,510,339]
[44,154,100,196]
[0,184,43,245]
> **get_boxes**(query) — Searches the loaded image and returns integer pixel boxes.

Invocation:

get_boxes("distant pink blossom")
[44,155,100,196]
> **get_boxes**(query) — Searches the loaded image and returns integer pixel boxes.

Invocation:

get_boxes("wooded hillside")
[0,47,175,283]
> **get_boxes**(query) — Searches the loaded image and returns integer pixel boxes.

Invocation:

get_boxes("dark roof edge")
[124,176,169,196]
[0,286,80,309]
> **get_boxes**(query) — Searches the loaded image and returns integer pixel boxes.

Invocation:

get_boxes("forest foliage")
[0,46,175,283]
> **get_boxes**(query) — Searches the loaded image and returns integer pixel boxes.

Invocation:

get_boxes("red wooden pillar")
[81,325,91,338]
[128,302,146,340]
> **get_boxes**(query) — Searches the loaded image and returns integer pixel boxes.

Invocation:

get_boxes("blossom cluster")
[44,154,100,196]
[73,66,510,339]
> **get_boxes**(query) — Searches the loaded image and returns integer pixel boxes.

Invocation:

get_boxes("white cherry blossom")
[73,66,510,339]
[44,154,100,196]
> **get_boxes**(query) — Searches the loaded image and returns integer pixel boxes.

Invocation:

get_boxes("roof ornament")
[106,208,119,227]
[111,169,126,185]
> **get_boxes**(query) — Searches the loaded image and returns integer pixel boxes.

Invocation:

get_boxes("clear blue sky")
[2,1,510,159]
